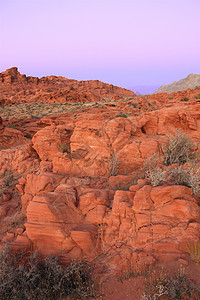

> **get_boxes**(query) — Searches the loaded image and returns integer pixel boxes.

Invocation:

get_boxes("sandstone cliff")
[1,75,200,276]
[0,67,135,104]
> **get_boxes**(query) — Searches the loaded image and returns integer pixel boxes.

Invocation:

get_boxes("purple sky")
[1,0,200,89]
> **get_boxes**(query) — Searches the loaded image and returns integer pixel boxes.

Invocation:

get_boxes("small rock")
[178,258,189,266]
[2,192,12,202]
[129,185,140,192]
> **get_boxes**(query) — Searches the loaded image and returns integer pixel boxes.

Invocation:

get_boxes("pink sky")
[1,0,200,89]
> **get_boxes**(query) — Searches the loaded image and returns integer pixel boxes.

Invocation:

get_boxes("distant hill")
[129,85,159,95]
[155,73,200,94]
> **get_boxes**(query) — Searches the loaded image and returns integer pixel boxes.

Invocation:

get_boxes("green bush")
[0,247,97,300]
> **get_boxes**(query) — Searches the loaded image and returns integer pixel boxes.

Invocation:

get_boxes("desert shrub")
[130,102,138,108]
[24,132,32,139]
[144,154,166,187]
[58,142,71,154]
[194,93,200,100]
[169,164,200,196]
[0,170,16,189]
[0,247,96,300]
[107,153,119,176]
[181,97,189,102]
[163,130,197,166]
[116,112,127,118]
[169,165,189,186]
[8,124,16,128]
[142,268,200,299]
[187,166,200,196]
[145,167,166,187]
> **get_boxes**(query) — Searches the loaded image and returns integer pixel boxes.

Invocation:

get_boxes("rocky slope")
[155,73,200,93]
[0,67,135,104]
[1,75,200,280]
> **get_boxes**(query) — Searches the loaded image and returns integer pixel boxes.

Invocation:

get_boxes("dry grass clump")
[169,164,200,196]
[142,268,200,299]
[0,247,97,300]
[0,170,18,198]
[144,131,200,193]
[169,165,188,185]
[108,153,119,176]
[144,154,166,187]
[146,167,166,187]
[163,130,197,166]
[187,240,200,264]
[1,170,16,189]
[116,112,128,118]
[58,142,71,154]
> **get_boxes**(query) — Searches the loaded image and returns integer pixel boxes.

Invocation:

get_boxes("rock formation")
[1,70,200,275]
[155,73,200,93]
[0,67,135,104]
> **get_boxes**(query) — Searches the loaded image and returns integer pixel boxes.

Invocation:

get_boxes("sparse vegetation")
[0,170,16,189]
[107,153,119,176]
[24,132,32,139]
[116,112,127,118]
[169,164,200,196]
[58,142,71,154]
[0,102,102,119]
[162,130,197,166]
[169,165,188,186]
[0,170,19,200]
[187,240,200,263]
[145,167,166,187]
[181,97,189,102]
[194,93,200,100]
[8,124,17,128]
[144,154,166,187]
[0,247,97,300]
[142,268,200,299]
[144,132,200,193]
[130,102,138,108]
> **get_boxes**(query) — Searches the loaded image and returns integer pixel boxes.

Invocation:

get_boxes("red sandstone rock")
[2,192,12,202]
[178,258,189,266]
[2,76,200,275]
[0,67,135,105]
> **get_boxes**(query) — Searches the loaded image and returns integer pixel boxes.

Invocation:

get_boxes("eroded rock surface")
[1,77,200,274]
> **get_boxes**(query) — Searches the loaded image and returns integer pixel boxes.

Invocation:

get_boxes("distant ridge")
[0,67,135,104]
[155,73,200,94]
[129,85,159,95]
